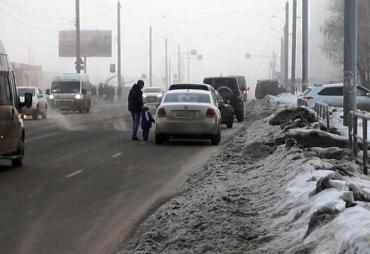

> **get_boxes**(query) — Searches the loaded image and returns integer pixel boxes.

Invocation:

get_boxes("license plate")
[174,110,196,117]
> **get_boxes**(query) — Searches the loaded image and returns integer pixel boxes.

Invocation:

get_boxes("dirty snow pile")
[119,98,370,254]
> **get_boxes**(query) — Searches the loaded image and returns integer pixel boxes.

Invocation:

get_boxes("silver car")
[143,87,164,106]
[155,89,222,145]
[17,86,48,120]
[301,83,370,111]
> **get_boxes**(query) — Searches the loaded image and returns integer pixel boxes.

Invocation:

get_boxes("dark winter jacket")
[128,84,143,113]
[141,107,155,129]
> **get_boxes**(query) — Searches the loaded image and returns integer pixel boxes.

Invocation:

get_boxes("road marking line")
[66,170,83,178]
[112,152,122,158]
[26,132,63,143]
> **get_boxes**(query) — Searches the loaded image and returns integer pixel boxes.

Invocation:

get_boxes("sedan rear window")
[164,93,211,103]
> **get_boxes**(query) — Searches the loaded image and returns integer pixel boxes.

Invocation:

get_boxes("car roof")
[169,83,212,91]
[53,73,89,82]
[144,86,161,89]
[166,89,211,95]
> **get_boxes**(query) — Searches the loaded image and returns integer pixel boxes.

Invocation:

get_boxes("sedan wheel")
[211,131,221,145]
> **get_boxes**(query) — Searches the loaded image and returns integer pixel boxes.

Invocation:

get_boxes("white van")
[47,73,92,113]
[0,39,32,167]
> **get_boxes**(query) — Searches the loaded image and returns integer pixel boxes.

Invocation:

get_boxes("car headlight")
[143,94,147,98]
[157,94,163,98]
[75,94,81,99]
[49,94,54,99]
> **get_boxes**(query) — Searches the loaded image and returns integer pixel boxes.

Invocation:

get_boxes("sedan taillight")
[206,108,217,118]
[157,107,166,118]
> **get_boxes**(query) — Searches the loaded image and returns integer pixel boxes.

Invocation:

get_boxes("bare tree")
[322,0,370,87]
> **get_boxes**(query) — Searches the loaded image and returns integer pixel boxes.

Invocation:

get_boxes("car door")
[317,86,343,107]
[356,86,370,111]
[0,71,20,155]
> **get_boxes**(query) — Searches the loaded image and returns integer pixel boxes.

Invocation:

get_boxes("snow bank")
[118,98,370,254]
[269,93,298,106]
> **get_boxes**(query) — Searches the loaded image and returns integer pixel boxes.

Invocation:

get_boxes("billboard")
[59,30,112,57]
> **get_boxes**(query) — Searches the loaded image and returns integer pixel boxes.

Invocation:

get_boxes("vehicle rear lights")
[158,107,166,117]
[206,108,216,118]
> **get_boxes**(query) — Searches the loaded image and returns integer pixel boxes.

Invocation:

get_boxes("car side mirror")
[81,88,87,95]
[46,89,50,95]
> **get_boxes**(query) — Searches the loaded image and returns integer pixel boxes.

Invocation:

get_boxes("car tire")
[42,107,48,120]
[155,134,163,145]
[226,119,233,128]
[11,138,24,167]
[211,131,221,145]
[236,110,244,122]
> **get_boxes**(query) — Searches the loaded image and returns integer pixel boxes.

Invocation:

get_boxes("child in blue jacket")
[141,105,155,142]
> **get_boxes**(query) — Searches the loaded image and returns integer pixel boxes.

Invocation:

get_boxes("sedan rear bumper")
[155,119,219,136]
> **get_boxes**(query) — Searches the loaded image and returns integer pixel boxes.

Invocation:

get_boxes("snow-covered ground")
[118,98,370,254]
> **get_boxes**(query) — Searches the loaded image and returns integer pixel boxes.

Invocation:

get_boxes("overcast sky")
[0,0,336,88]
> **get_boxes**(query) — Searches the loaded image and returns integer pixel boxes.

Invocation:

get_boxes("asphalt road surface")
[0,99,243,254]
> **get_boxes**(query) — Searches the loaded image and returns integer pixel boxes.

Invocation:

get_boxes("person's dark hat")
[137,80,144,88]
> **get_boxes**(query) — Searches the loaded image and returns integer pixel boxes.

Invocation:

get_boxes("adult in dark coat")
[128,80,144,140]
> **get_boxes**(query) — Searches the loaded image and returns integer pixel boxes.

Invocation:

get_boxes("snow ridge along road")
[120,96,370,254]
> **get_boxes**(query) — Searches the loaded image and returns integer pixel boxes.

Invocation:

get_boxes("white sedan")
[155,89,222,145]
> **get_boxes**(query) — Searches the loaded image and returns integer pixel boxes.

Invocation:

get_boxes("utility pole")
[165,37,168,89]
[149,26,153,87]
[84,56,87,74]
[117,1,122,87]
[187,52,190,82]
[343,0,358,126]
[291,0,297,94]
[178,45,181,83]
[272,51,277,79]
[284,2,289,89]
[75,0,81,74]
[280,37,284,82]
[302,0,309,92]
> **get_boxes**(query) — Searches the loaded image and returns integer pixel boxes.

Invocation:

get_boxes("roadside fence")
[297,97,308,107]
[349,110,370,175]
[314,102,330,131]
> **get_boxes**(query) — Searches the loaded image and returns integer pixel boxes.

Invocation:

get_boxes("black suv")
[255,79,287,99]
[203,77,244,122]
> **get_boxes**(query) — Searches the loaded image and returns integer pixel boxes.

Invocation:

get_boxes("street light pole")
[165,37,168,89]
[178,45,181,83]
[284,2,289,89]
[343,0,358,126]
[75,0,81,74]
[149,26,153,87]
[302,0,309,92]
[291,0,297,94]
[117,1,122,87]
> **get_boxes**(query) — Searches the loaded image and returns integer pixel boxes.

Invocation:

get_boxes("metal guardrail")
[314,102,330,131]
[349,111,370,175]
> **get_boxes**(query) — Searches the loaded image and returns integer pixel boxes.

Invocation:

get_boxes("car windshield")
[17,88,35,96]
[51,81,81,93]
[303,88,312,95]
[164,93,211,103]
[144,88,161,93]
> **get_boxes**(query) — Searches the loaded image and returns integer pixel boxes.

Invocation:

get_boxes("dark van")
[0,39,32,167]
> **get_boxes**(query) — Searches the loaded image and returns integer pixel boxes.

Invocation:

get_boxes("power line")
[0,0,70,24]
[0,5,58,33]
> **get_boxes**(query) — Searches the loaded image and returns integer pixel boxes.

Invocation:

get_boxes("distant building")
[11,62,42,86]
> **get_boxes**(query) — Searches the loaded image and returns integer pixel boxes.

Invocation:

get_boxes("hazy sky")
[0,0,335,88]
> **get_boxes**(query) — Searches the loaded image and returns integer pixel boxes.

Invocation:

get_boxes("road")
[0,99,242,254]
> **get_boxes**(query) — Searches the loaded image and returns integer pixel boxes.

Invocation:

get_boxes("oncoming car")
[301,83,370,111]
[17,86,48,120]
[143,86,164,106]
[155,89,222,145]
